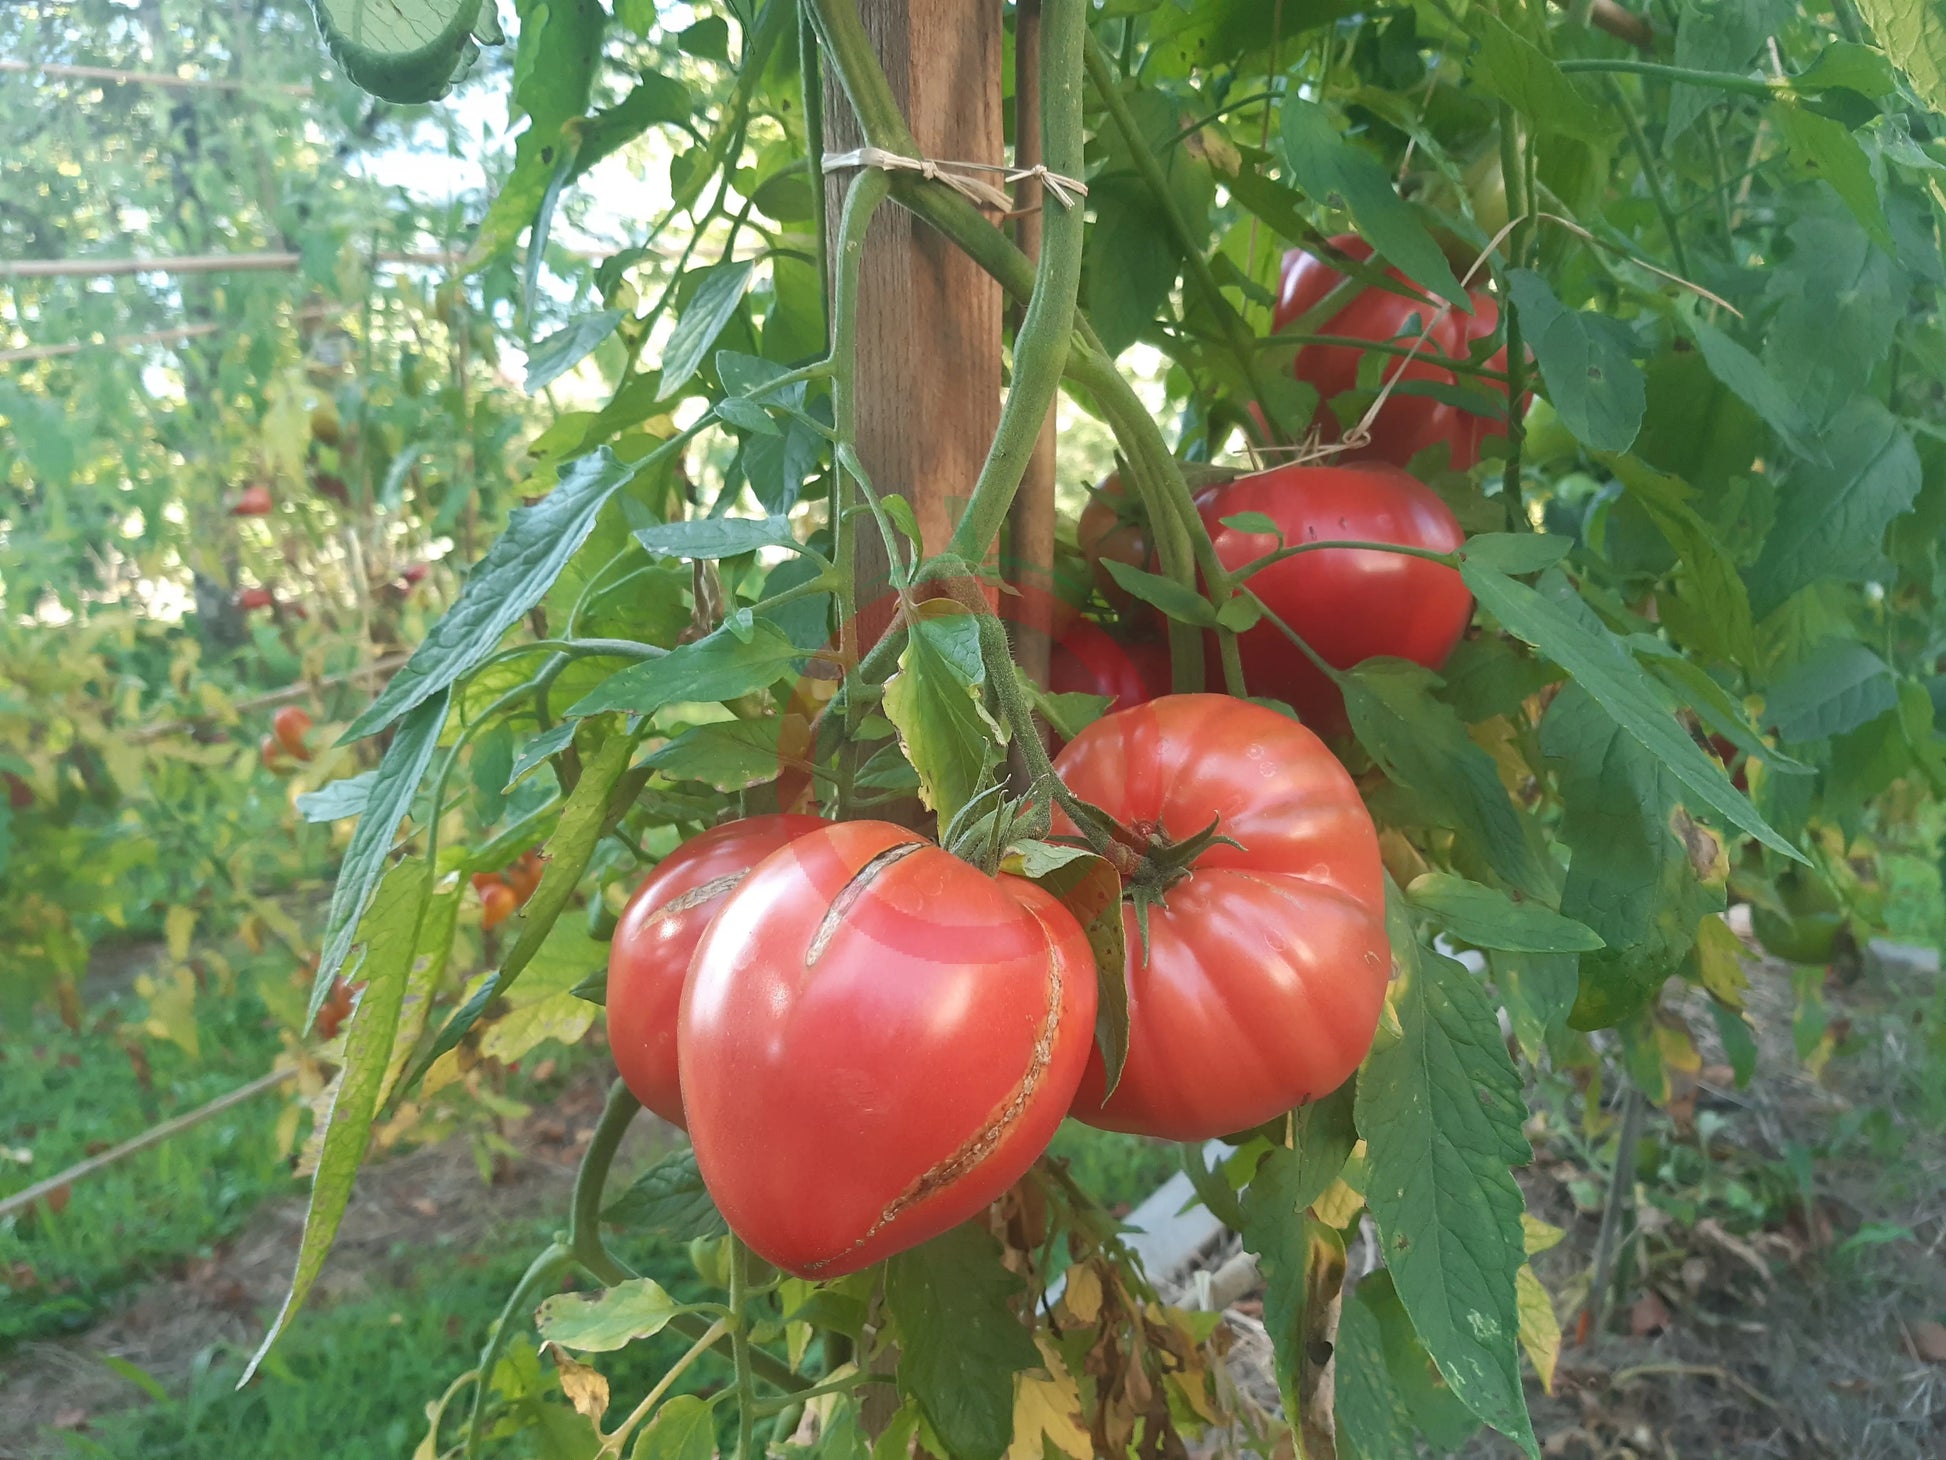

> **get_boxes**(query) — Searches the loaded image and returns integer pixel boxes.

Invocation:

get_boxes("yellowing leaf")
[1312,1175,1365,1231]
[1009,1338,1091,1460]
[1515,1263,1561,1394]
[545,1343,610,1424]
[1058,1263,1103,1327]
[142,965,200,1060]
[165,905,197,962]
[1522,1213,1566,1257]
[1693,915,1749,1010]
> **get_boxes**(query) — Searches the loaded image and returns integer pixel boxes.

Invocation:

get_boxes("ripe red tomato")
[1053,695,1389,1140]
[1197,462,1471,731]
[237,587,275,612]
[258,735,288,773]
[1048,620,1169,712]
[481,881,519,931]
[681,820,1097,1277]
[272,706,313,762]
[231,484,273,517]
[401,562,430,587]
[504,849,546,903]
[606,815,824,1128]
[1275,235,1509,470]
[1077,474,1150,619]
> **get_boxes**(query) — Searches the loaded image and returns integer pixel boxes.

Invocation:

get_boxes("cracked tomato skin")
[606,814,825,1128]
[1197,462,1470,732]
[1276,235,1510,470]
[680,819,1096,1278]
[1053,695,1389,1140]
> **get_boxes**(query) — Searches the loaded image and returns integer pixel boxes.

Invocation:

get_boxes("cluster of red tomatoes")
[592,236,1501,1278]
[473,849,545,931]
[1056,236,1495,729]
[605,697,1392,1278]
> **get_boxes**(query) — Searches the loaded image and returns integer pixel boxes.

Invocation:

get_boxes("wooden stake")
[0,57,315,95]
[822,0,1004,642]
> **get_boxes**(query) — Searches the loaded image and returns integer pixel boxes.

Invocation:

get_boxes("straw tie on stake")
[821,144,1088,211]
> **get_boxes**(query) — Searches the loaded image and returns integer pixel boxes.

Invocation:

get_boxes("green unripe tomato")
[1750,868,1845,964]
[688,1234,732,1288]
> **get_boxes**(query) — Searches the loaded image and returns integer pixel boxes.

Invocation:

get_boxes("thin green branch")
[1557,58,1776,99]
[943,0,1088,563]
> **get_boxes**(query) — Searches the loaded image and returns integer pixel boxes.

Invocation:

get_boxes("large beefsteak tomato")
[1275,234,1509,470]
[606,814,825,1127]
[680,820,1097,1277]
[1054,695,1389,1140]
[1198,461,1471,730]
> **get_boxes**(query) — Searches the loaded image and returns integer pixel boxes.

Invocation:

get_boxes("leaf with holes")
[1506,271,1644,453]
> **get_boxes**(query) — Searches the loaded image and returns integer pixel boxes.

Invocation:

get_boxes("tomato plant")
[270,706,313,762]
[1274,234,1511,470]
[1046,619,1169,713]
[1197,461,1471,729]
[680,819,1097,1277]
[606,814,824,1128]
[1053,695,1389,1138]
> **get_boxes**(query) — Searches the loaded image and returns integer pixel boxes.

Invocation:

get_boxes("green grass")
[2,984,293,1347]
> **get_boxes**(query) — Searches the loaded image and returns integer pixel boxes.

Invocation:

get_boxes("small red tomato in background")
[1077,474,1151,621]
[680,820,1096,1278]
[314,976,359,1040]
[5,772,31,810]
[503,849,545,903]
[1197,461,1471,731]
[236,587,275,612]
[231,484,273,517]
[1054,695,1389,1140]
[271,706,313,762]
[1275,235,1510,471]
[260,735,291,773]
[481,881,519,931]
[606,815,824,1128]
[401,562,430,587]
[1048,620,1170,714]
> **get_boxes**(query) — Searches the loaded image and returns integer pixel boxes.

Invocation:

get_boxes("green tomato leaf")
[881,613,1002,827]
[1459,563,1799,858]
[1338,1269,1485,1457]
[305,0,484,104]
[1357,885,1537,1457]
[1607,456,1757,667]
[1746,398,1923,618]
[1490,949,1579,1063]
[394,729,638,1103]
[1541,685,1728,1027]
[659,260,755,398]
[1459,533,1572,576]
[567,619,805,718]
[346,449,641,741]
[1467,15,1615,141]
[311,690,449,1011]
[629,1394,716,1460]
[1505,270,1645,453]
[1773,102,1896,252]
[507,722,578,790]
[476,921,607,1065]
[633,515,799,559]
[1762,638,1900,743]
[1279,97,1466,309]
[1101,558,1220,627]
[603,1146,729,1240]
[1853,0,1946,114]
[525,309,622,393]
[1683,313,1814,457]
[1342,661,1555,899]
[642,719,783,790]
[1405,873,1604,953]
[245,859,434,1383]
[885,1225,1040,1460]
[536,1278,688,1353]
[1238,1164,1345,1428]
[295,771,375,824]
[1004,842,1128,1095]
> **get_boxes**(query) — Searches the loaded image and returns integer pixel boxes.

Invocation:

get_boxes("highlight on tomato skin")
[678,819,1096,1278]
[1052,694,1390,1141]
[1195,461,1472,733]
[1274,234,1512,471]
[604,814,825,1129]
